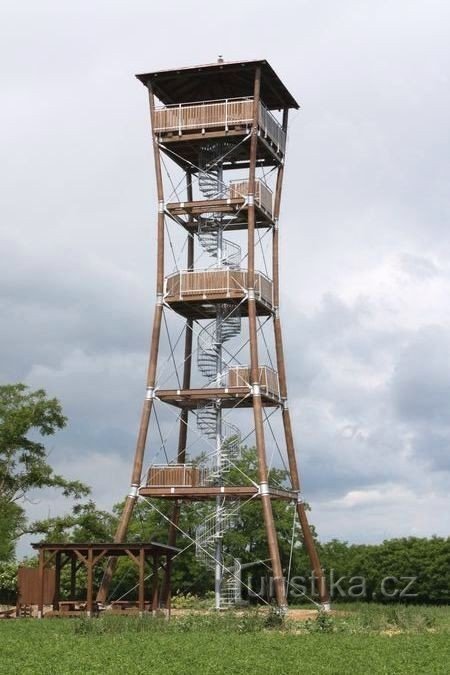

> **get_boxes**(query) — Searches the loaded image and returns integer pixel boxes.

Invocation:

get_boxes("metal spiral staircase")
[197,143,241,269]
[193,144,243,607]
[195,503,241,607]
[195,307,242,480]
[196,405,241,479]
[197,308,241,380]
[197,220,241,268]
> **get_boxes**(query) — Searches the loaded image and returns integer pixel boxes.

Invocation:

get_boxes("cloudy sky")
[2,0,449,556]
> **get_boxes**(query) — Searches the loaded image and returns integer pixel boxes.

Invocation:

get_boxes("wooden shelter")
[29,542,178,618]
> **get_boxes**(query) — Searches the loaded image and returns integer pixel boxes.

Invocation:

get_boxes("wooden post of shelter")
[151,555,159,614]
[37,548,45,619]
[70,555,77,599]
[86,547,94,617]
[53,551,61,611]
[139,547,146,616]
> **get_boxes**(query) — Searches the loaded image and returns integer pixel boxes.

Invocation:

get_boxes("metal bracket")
[128,484,139,499]
[259,482,269,496]
[158,200,164,213]
[247,288,255,301]
[146,387,156,400]
[297,491,304,504]
[251,383,261,396]
[247,194,254,206]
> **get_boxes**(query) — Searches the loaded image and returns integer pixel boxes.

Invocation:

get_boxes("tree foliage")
[317,536,450,604]
[29,500,117,543]
[0,384,90,561]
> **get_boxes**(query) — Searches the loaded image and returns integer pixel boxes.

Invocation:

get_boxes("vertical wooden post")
[161,171,194,606]
[139,547,146,616]
[97,82,166,603]
[175,169,195,462]
[151,555,159,614]
[70,555,76,599]
[165,554,173,618]
[271,109,330,608]
[37,548,44,619]
[86,548,93,617]
[53,552,61,611]
[160,510,179,606]
[247,66,287,611]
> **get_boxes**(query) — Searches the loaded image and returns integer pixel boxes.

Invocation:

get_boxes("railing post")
[178,104,182,136]
[225,99,228,132]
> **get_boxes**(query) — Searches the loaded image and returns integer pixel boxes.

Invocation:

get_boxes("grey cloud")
[399,254,440,281]
[392,326,450,426]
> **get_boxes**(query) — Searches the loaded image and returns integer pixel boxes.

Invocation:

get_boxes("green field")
[1,605,449,674]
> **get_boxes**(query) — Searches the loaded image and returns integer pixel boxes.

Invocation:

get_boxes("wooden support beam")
[86,548,94,617]
[125,549,140,567]
[73,549,88,566]
[93,550,108,567]
[151,556,159,614]
[139,548,145,616]
[37,549,44,619]
[70,555,77,599]
[246,65,288,611]
[53,552,61,612]
[42,550,57,568]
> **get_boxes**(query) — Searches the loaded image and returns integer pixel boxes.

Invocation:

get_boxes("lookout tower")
[99,59,329,612]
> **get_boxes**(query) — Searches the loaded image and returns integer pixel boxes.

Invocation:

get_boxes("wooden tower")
[98,59,330,612]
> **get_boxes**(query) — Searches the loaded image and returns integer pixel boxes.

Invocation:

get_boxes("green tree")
[0,501,26,561]
[0,383,90,560]
[28,500,117,543]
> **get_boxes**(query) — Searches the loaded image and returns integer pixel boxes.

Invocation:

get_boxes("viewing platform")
[164,268,274,319]
[166,179,274,230]
[140,465,296,501]
[152,97,286,167]
[155,365,280,409]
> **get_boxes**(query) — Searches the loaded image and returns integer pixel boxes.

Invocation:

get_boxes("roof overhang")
[136,59,299,110]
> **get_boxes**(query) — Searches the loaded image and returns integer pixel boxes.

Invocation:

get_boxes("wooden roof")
[136,59,299,110]
[31,541,180,555]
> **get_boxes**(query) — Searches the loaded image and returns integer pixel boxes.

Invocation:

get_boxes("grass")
[1,604,449,674]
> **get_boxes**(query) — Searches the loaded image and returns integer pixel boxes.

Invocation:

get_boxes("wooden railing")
[229,179,273,215]
[227,366,280,399]
[153,97,286,154]
[165,269,273,308]
[147,464,205,487]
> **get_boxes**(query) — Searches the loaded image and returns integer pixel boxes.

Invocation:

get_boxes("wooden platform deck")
[155,386,280,409]
[160,132,282,170]
[166,178,273,229]
[139,484,297,501]
[164,269,274,319]
[153,98,285,169]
